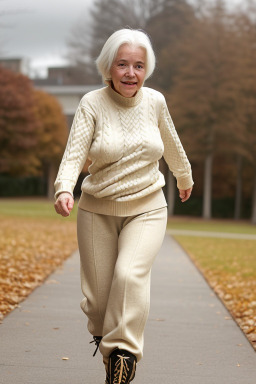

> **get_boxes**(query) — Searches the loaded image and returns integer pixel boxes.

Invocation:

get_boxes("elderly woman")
[54,29,193,384]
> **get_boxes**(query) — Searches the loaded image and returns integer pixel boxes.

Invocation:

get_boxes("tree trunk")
[167,171,176,216]
[251,168,256,225]
[234,154,242,220]
[203,153,213,219]
[47,162,57,200]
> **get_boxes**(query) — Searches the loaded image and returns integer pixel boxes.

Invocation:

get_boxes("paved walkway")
[0,235,255,384]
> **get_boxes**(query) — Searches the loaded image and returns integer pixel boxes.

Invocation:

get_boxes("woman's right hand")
[54,192,74,217]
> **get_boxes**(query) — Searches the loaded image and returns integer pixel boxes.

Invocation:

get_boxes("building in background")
[0,57,30,76]
[33,65,102,126]
[34,83,102,128]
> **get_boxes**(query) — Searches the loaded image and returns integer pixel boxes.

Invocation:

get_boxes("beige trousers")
[77,206,167,366]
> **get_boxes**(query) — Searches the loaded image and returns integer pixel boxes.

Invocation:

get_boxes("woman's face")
[110,44,146,98]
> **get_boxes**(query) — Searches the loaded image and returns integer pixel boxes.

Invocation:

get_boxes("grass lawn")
[169,217,256,350]
[0,198,78,319]
[0,198,78,220]
[167,216,256,235]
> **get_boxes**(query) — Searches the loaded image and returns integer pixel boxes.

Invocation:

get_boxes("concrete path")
[0,235,255,384]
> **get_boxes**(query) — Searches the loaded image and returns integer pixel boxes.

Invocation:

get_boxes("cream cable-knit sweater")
[54,86,193,216]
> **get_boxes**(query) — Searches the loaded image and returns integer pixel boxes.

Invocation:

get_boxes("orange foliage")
[0,67,68,177]
[33,90,68,163]
[0,67,40,175]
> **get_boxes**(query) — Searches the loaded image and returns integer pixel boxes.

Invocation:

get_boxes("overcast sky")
[0,0,243,78]
[0,0,94,76]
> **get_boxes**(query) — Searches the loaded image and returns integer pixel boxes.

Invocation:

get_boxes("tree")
[168,0,247,218]
[0,67,40,175]
[66,14,98,84]
[33,90,68,198]
[146,0,196,91]
[234,1,256,223]
[0,67,68,198]
[90,0,164,59]
[66,0,165,83]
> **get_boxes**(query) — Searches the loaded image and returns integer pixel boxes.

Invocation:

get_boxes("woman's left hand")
[179,187,193,203]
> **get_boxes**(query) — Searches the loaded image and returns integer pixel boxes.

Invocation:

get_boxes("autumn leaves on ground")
[0,200,256,352]
[0,199,77,320]
[167,219,256,351]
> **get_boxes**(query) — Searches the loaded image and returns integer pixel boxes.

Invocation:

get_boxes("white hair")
[96,29,156,84]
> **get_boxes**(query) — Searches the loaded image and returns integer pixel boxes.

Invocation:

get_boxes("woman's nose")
[127,66,135,77]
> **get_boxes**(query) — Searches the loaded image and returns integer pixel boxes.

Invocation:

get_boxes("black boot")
[105,348,137,384]
[90,336,102,356]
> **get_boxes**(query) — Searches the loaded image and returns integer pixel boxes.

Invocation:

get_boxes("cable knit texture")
[54,86,193,216]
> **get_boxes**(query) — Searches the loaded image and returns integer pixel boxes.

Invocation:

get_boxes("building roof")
[34,84,103,95]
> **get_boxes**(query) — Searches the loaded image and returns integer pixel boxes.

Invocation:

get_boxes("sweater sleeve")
[54,100,95,200]
[158,97,194,191]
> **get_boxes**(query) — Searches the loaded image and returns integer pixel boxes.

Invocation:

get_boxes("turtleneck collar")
[106,85,143,108]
